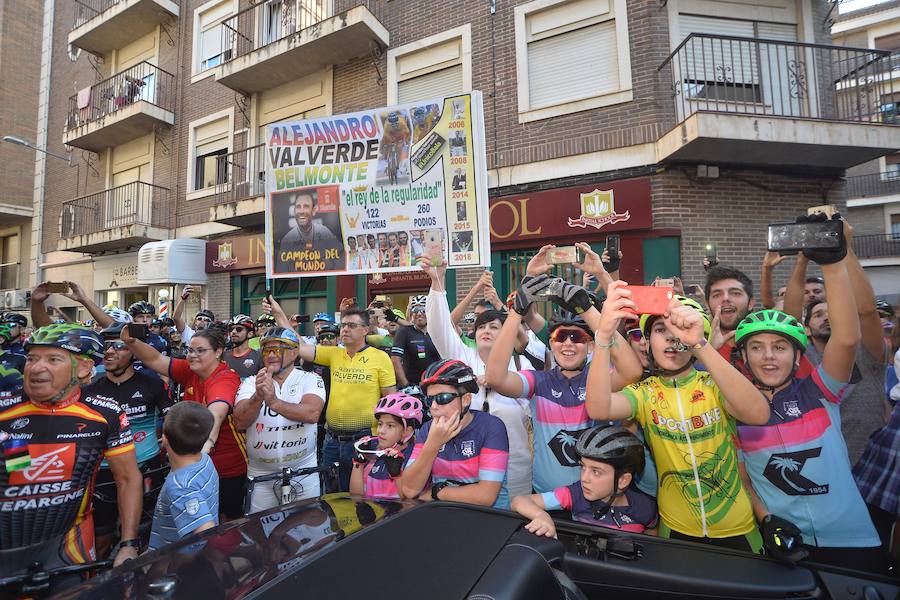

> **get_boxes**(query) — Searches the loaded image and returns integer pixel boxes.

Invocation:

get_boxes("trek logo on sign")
[567,189,630,230]
[9,444,75,484]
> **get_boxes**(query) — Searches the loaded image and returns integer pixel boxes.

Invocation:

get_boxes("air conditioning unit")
[2,290,29,309]
[138,239,208,285]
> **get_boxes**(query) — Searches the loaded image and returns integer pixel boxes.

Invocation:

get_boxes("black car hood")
[54,493,419,599]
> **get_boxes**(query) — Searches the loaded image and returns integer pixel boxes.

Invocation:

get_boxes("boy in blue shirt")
[149,402,219,551]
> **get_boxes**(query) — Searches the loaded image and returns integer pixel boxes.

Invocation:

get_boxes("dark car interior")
[250,502,900,600]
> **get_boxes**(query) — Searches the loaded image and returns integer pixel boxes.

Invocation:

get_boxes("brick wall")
[652,167,845,291]
[205,271,232,319]
[0,1,43,211]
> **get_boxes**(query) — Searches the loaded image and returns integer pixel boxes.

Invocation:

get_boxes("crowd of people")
[1,214,899,592]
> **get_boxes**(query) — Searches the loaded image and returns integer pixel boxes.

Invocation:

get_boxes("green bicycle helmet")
[26,323,105,362]
[639,295,711,340]
[0,323,13,343]
[735,310,808,352]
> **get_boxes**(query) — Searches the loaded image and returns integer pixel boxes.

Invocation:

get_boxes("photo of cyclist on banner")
[377,110,412,186]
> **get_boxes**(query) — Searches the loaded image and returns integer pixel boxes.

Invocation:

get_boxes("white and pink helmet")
[374,392,424,435]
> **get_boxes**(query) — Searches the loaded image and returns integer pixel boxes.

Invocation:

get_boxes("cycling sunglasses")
[228,325,251,332]
[549,328,592,344]
[103,341,128,351]
[425,392,460,406]
[261,344,294,355]
[317,333,337,342]
[626,328,643,342]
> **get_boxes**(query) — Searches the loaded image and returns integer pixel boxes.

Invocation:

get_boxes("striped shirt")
[408,410,510,508]
[149,453,219,550]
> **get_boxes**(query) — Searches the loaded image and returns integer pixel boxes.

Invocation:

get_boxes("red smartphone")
[626,286,674,316]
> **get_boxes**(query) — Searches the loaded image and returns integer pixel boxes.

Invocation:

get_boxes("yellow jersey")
[621,370,755,539]
[315,345,396,431]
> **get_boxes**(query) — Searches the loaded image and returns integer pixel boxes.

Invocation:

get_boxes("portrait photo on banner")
[271,185,344,275]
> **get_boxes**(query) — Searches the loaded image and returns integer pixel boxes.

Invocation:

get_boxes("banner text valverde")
[274,164,369,189]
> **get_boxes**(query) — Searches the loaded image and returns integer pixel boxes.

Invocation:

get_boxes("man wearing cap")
[391,297,439,387]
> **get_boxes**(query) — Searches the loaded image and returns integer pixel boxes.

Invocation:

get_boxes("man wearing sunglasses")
[85,321,172,558]
[224,315,263,381]
[485,246,642,495]
[401,358,510,508]
[390,299,439,388]
[233,327,325,513]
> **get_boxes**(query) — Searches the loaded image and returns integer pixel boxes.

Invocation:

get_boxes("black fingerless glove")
[605,253,621,273]
[800,213,846,266]
[552,281,594,315]
[383,454,405,478]
[383,309,398,323]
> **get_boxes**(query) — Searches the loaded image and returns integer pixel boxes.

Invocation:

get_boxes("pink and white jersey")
[363,441,415,500]
[408,410,510,508]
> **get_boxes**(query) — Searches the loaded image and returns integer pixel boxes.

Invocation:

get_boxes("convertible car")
[51,494,899,600]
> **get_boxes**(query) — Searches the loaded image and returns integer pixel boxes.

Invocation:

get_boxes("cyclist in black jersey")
[0,324,143,589]
[85,322,173,557]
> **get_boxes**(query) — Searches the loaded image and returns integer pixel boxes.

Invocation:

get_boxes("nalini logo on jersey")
[9,443,75,484]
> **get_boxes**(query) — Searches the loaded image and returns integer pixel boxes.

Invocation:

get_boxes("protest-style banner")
[264,92,490,279]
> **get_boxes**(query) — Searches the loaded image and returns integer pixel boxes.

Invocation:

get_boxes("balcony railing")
[218,0,384,65]
[659,34,896,126]
[853,233,900,259]
[73,0,121,29]
[214,144,266,206]
[846,171,900,198]
[65,61,174,132]
[60,182,170,238]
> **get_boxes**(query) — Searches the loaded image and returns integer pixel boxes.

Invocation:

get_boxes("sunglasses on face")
[261,344,294,356]
[626,329,643,342]
[229,326,250,333]
[317,333,336,341]
[550,328,592,344]
[195,316,212,323]
[104,341,128,351]
[425,392,460,406]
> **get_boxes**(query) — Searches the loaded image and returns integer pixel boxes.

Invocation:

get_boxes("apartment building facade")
[833,0,900,302]
[38,0,899,325]
[0,0,43,316]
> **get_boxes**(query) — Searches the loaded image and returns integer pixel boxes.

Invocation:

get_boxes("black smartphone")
[129,323,148,342]
[705,242,718,262]
[605,235,620,257]
[768,220,843,254]
[297,314,311,323]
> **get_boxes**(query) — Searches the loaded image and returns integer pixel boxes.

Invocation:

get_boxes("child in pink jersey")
[350,392,424,500]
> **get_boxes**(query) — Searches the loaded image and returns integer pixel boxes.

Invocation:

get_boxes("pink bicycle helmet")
[374,392,425,430]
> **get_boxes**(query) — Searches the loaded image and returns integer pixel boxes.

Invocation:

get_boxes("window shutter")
[679,15,757,86]
[195,118,230,155]
[398,64,464,104]
[527,21,618,109]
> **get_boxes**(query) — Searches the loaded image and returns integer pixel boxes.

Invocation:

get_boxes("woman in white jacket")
[422,260,535,499]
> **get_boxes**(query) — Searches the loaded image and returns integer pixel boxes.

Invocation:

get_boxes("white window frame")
[514,0,633,123]
[886,204,900,239]
[191,0,238,83]
[386,24,472,105]
[186,108,235,200]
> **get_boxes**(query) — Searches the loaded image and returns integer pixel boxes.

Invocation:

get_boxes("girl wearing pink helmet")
[350,392,424,500]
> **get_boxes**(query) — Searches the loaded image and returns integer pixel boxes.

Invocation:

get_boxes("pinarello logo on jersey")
[9,443,76,484]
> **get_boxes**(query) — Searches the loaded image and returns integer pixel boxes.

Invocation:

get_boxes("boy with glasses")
[402,359,510,507]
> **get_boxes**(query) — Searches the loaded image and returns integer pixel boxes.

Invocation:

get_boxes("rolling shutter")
[398,64,464,104]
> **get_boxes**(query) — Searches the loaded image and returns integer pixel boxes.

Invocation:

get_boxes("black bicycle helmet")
[575,425,645,476]
[876,300,894,318]
[317,323,340,337]
[2,312,28,327]
[256,313,277,325]
[548,309,592,334]
[128,301,156,317]
[419,359,479,394]
[196,309,216,321]
[99,321,127,340]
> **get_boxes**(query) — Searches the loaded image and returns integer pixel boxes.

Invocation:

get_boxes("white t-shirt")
[236,368,325,474]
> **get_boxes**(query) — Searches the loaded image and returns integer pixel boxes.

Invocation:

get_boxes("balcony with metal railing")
[657,34,900,170]
[846,171,900,199]
[70,0,178,56]
[213,0,389,94]
[64,61,175,152]
[58,181,171,253]
[852,233,900,259]
[210,144,267,226]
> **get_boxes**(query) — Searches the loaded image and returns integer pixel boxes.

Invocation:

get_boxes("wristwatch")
[431,481,450,501]
[118,539,140,550]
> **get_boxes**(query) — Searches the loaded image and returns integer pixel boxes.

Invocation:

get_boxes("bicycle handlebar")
[247,462,339,485]
[0,559,113,590]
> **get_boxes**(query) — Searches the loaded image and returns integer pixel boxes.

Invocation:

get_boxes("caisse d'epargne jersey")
[0,388,134,563]
[736,366,880,548]
[407,410,510,509]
